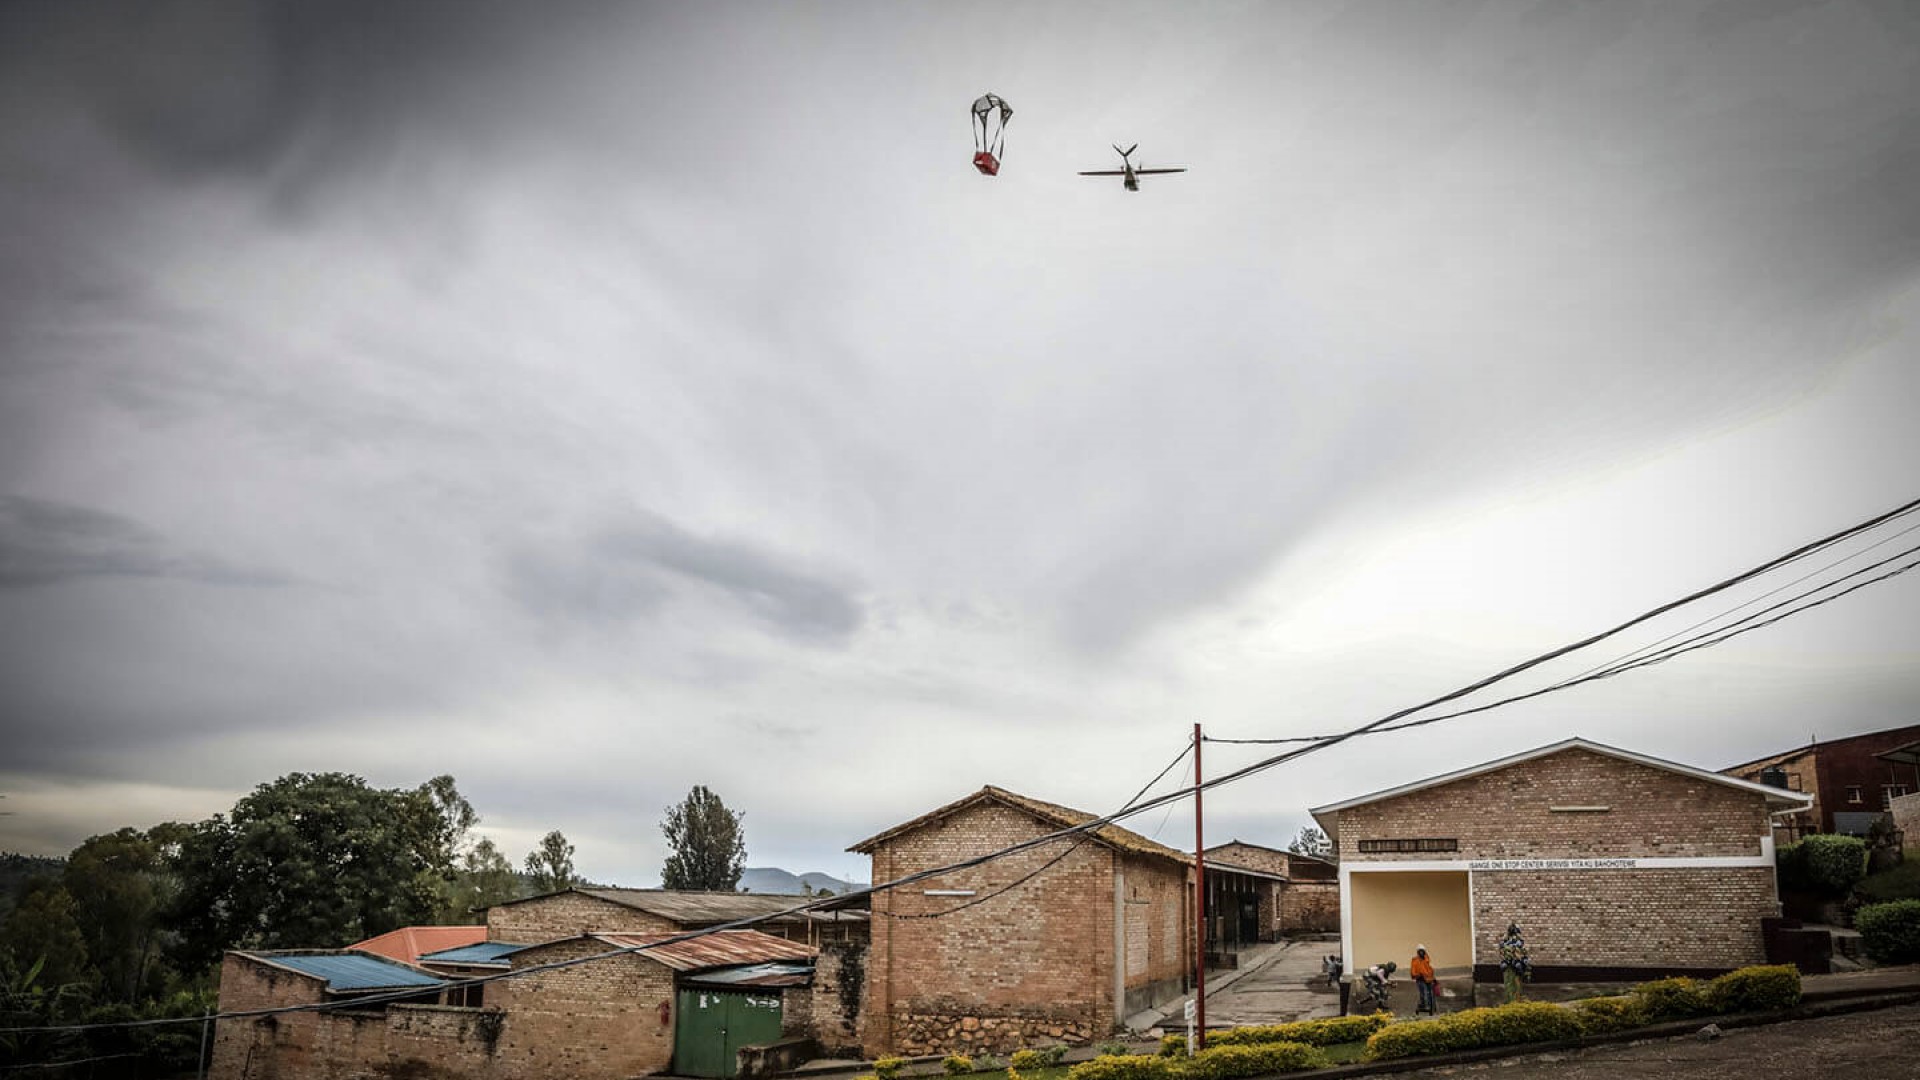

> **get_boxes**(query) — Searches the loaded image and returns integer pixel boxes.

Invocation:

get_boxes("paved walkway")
[1132,940,1346,1032]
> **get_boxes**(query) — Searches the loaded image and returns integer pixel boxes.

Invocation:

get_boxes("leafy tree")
[167,773,446,969]
[62,827,180,1003]
[444,837,524,921]
[419,774,477,872]
[0,881,93,993]
[660,786,747,891]
[524,831,582,894]
[1286,826,1333,859]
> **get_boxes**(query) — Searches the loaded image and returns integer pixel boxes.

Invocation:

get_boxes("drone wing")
[1134,168,1188,175]
[1077,170,1126,176]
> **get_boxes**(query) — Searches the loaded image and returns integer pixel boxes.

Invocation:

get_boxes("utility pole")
[1192,721,1207,1051]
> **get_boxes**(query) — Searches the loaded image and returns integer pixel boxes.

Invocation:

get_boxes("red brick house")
[1312,738,1810,985]
[1722,723,1920,839]
[209,930,833,1080]
[851,786,1192,1057]
[1201,840,1339,940]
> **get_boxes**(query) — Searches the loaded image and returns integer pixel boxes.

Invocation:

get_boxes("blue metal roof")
[263,953,446,991]
[418,941,528,966]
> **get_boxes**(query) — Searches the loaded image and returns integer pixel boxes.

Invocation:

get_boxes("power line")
[11,493,1917,1038]
[878,736,1194,920]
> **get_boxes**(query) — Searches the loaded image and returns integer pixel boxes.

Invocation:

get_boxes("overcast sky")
[2,1,1917,888]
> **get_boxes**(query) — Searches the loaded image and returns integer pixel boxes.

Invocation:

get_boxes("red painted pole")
[1193,721,1206,1051]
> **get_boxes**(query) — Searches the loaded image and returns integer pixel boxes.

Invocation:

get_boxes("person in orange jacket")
[1409,945,1437,1015]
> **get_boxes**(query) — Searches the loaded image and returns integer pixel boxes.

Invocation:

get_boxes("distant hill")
[737,867,867,896]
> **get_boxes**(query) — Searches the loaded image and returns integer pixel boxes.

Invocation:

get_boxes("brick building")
[1723,723,1920,839]
[851,786,1192,1057]
[1201,841,1339,940]
[1310,738,1810,984]
[209,930,843,1080]
[484,887,869,949]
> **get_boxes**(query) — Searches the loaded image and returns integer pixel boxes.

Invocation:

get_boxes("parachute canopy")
[971,93,1013,176]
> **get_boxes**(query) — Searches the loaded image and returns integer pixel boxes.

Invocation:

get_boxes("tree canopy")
[524,831,582,894]
[660,786,747,891]
[1287,825,1333,859]
[167,773,451,968]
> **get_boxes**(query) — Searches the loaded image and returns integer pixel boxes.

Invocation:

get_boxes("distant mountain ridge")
[737,867,866,896]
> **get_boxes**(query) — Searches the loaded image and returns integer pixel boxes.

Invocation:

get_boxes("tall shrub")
[1798,834,1868,896]
[1856,899,1920,963]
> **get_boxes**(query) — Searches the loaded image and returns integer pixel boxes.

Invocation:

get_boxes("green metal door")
[674,989,784,1078]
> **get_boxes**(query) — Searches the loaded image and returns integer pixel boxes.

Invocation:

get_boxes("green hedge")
[1631,977,1714,1022]
[1072,1042,1328,1080]
[1177,1042,1325,1079]
[1857,899,1920,963]
[1068,1055,1174,1080]
[1159,1014,1389,1056]
[1364,1001,1580,1061]
[1779,834,1869,896]
[1705,964,1801,1013]
[1570,995,1646,1034]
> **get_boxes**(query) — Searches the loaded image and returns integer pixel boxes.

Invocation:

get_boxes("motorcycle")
[1357,961,1397,1014]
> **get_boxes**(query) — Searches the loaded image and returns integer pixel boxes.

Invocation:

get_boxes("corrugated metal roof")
[577,889,861,925]
[683,962,814,988]
[350,926,488,966]
[847,785,1193,866]
[418,941,529,966]
[252,952,446,992]
[593,929,816,971]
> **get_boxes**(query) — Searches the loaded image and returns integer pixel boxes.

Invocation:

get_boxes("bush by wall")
[1799,835,1870,896]
[1570,995,1646,1034]
[1363,1001,1580,1061]
[1159,1013,1388,1056]
[1856,899,1920,963]
[874,1057,907,1080]
[1631,977,1713,1022]
[943,1055,974,1075]
[1705,964,1801,1013]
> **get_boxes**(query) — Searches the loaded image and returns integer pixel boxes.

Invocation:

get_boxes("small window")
[1786,772,1803,791]
[1885,785,1909,809]
[1846,785,1864,804]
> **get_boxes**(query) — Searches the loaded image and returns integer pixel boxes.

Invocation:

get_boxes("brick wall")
[486,892,678,943]
[1276,881,1339,933]
[211,942,687,1080]
[863,801,1187,1057]
[1335,748,1785,979]
[487,938,677,1077]
[1892,792,1920,856]
[1338,748,1774,863]
[1472,867,1776,970]
[1205,842,1291,877]
[806,938,867,1055]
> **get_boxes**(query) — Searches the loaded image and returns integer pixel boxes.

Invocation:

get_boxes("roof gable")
[351,925,488,966]
[847,785,1191,866]
[1311,737,1812,820]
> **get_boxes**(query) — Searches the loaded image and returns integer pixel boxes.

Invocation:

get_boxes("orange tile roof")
[350,925,487,966]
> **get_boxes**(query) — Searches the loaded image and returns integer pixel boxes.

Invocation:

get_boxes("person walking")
[1409,945,1437,1015]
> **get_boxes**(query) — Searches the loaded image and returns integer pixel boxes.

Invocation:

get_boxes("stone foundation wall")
[886,1007,1099,1056]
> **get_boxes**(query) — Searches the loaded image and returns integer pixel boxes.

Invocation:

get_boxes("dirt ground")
[1401,1002,1920,1079]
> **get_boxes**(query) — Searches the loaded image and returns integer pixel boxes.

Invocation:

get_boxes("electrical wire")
[879,736,1194,919]
[10,493,1917,1039]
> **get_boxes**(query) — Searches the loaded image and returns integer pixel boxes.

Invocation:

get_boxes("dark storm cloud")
[0,0,586,183]
[0,494,285,589]
[507,511,865,643]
